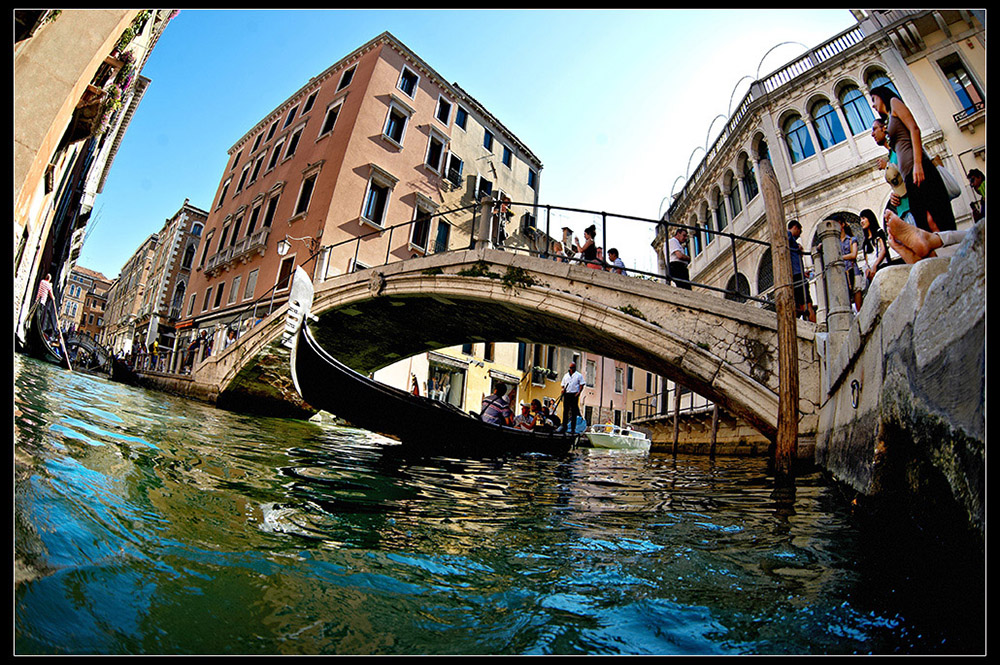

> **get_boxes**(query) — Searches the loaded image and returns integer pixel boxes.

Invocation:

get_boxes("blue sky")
[78,9,858,278]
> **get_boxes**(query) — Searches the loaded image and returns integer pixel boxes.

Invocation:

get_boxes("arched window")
[691,221,703,257]
[181,244,196,270]
[726,172,742,218]
[783,115,815,163]
[865,71,898,96]
[699,203,712,246]
[741,155,759,202]
[171,281,186,317]
[757,140,770,163]
[811,100,846,149]
[757,248,774,296]
[714,189,728,232]
[725,273,751,303]
[839,85,875,135]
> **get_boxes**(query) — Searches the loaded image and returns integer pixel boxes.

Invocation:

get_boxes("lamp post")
[269,234,319,315]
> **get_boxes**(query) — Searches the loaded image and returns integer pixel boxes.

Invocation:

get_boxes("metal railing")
[630,387,717,422]
[141,196,833,381]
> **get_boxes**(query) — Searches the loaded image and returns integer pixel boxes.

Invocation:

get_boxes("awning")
[489,368,521,384]
[428,351,469,371]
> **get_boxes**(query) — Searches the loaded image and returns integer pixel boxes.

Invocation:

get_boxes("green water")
[13,355,984,654]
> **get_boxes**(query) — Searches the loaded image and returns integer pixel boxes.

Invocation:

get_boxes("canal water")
[14,355,984,655]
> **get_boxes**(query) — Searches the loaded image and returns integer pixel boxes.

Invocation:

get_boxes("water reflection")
[14,355,983,655]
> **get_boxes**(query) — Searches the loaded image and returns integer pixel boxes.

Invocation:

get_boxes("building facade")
[103,234,158,355]
[60,265,112,335]
[14,9,175,343]
[179,32,553,401]
[658,9,984,306]
[133,200,208,369]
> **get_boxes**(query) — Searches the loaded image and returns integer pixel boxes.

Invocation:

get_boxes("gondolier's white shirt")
[561,371,586,395]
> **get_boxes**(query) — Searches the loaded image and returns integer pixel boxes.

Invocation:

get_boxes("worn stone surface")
[817,221,985,537]
[217,341,316,419]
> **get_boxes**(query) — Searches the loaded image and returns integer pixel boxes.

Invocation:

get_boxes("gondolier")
[36,273,55,306]
[560,361,586,434]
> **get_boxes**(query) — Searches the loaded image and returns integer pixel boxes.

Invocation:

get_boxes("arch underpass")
[212,248,821,441]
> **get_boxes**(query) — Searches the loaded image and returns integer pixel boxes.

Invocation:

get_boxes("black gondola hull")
[23,303,70,369]
[291,324,577,456]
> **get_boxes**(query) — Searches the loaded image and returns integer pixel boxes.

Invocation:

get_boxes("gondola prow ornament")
[281,267,316,350]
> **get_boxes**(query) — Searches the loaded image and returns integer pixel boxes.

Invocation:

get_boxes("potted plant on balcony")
[92,84,124,135]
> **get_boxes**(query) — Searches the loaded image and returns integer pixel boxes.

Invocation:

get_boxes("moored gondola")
[285,269,579,456]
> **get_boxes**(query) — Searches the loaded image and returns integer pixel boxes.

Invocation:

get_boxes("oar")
[50,296,73,372]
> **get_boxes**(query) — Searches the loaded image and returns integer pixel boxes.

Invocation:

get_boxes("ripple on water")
[13,355,985,655]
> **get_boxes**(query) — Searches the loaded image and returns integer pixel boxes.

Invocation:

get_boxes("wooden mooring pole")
[758,158,798,484]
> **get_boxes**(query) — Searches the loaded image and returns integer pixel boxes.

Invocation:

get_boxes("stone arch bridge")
[174,248,820,443]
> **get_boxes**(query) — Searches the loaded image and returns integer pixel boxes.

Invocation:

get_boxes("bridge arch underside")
[306,275,785,441]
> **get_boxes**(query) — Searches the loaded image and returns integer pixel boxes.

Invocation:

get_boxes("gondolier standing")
[36,273,55,306]
[560,361,586,434]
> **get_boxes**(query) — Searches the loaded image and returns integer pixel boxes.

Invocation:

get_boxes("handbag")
[937,163,962,200]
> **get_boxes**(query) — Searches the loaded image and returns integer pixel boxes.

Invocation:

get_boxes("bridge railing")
[148,196,833,381]
[630,387,716,422]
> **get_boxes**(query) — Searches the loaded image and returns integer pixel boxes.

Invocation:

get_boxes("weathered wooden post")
[758,158,798,484]
[710,403,719,459]
[672,385,681,455]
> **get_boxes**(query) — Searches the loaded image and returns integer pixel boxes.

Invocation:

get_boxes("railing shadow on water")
[148,198,836,380]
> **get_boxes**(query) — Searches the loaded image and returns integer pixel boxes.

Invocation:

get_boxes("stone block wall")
[815,221,984,538]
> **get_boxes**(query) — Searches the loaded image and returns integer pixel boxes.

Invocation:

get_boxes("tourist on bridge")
[967,168,985,221]
[481,383,513,426]
[787,221,815,322]
[858,209,889,286]
[665,228,692,289]
[872,117,915,228]
[837,217,863,313]
[871,86,956,233]
[560,361,586,433]
[573,225,602,269]
[607,248,627,275]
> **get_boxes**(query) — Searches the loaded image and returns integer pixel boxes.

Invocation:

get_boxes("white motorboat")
[582,423,651,450]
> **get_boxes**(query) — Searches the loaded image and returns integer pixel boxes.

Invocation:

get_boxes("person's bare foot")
[887,233,921,264]
[884,210,938,260]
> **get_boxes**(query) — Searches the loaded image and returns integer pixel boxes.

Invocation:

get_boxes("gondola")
[285,269,579,456]
[22,301,71,370]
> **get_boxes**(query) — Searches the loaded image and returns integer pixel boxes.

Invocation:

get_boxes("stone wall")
[815,221,984,538]
[641,408,772,456]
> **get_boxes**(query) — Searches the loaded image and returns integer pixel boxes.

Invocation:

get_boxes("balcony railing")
[670,24,867,215]
[954,100,985,125]
[205,227,271,275]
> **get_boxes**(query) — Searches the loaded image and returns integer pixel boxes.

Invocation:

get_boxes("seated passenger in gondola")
[481,383,513,426]
[542,402,561,430]
[531,399,554,433]
[513,403,534,430]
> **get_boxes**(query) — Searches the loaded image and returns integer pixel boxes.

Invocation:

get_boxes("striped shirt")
[36,279,54,305]
[481,394,511,425]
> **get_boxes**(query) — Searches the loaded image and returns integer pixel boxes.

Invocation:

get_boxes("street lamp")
[269,234,320,316]
[276,234,319,256]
